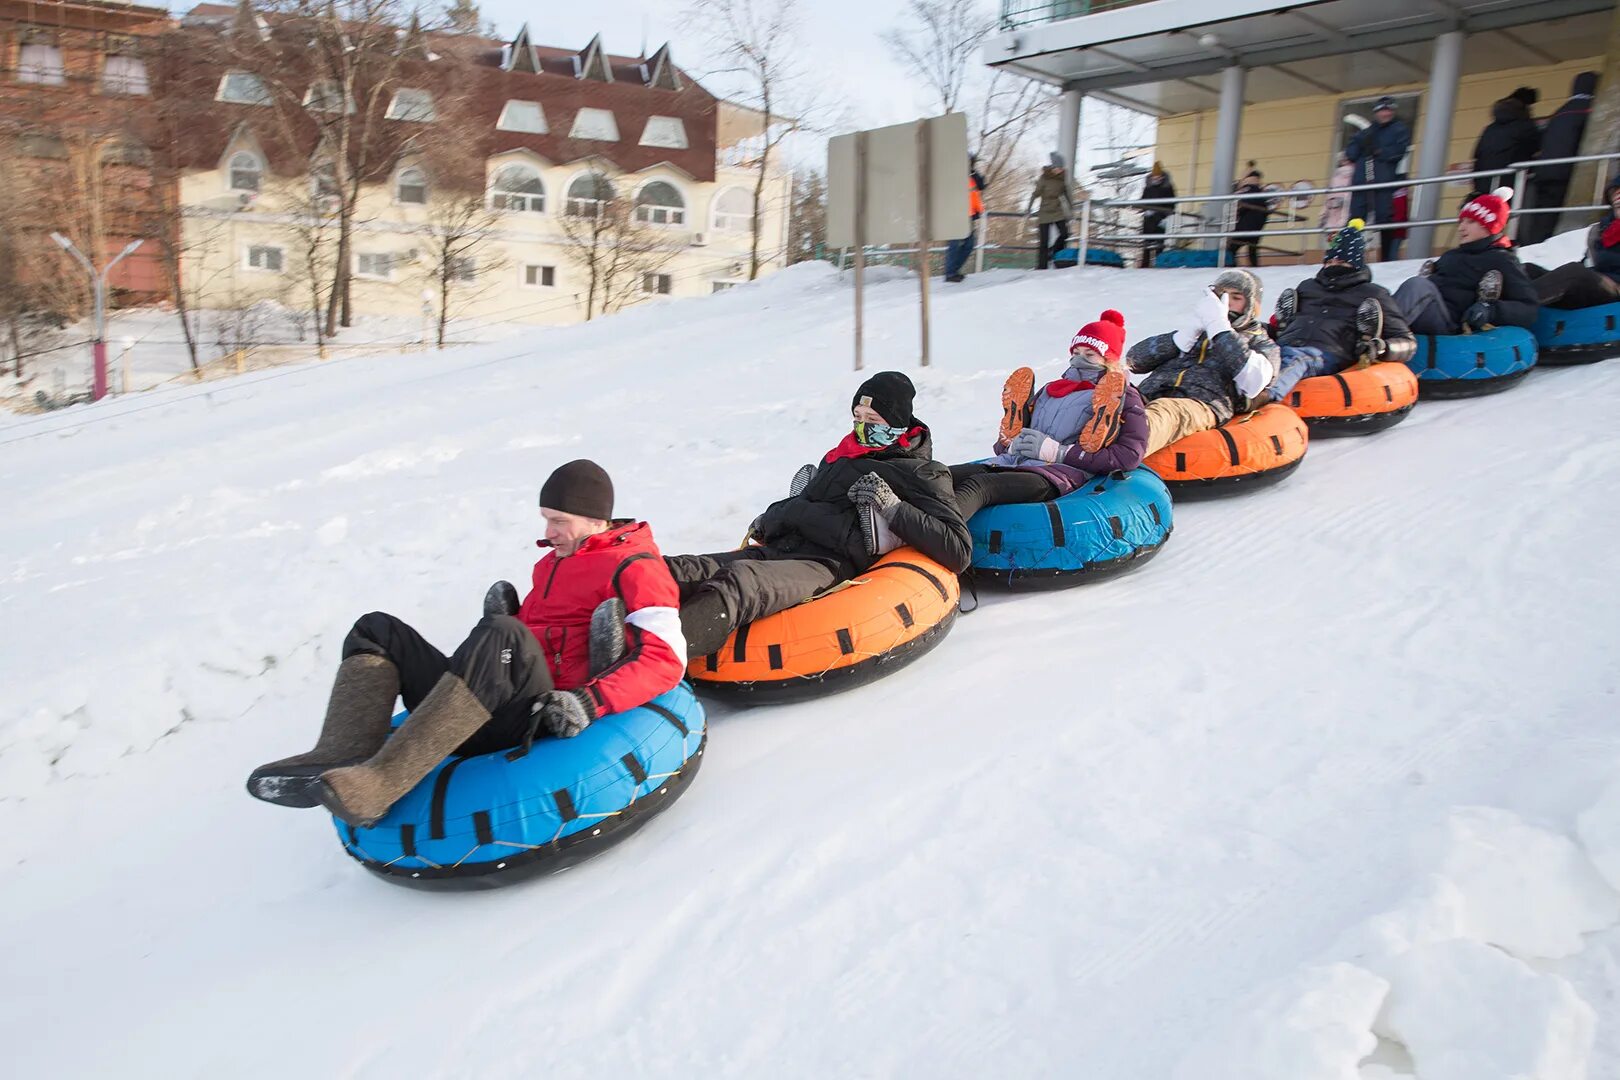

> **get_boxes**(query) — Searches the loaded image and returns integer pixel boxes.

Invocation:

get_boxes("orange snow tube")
[1286,361,1419,437]
[1143,403,1308,498]
[688,548,960,704]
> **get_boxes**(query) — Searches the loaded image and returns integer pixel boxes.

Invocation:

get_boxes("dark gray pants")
[1534,262,1620,309]
[666,548,840,625]
[343,612,553,756]
[949,463,1059,520]
[1394,276,1458,335]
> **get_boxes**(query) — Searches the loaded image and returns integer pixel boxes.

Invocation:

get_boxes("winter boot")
[247,654,400,808]
[1354,299,1385,368]
[1078,363,1127,454]
[789,463,817,497]
[483,580,520,617]
[679,587,737,659]
[589,598,626,677]
[856,500,881,558]
[1275,287,1298,329]
[1476,269,1503,304]
[309,673,491,828]
[999,367,1036,444]
[1419,260,1437,278]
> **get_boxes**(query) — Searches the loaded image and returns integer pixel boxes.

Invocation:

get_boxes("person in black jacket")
[1393,188,1540,334]
[1346,98,1412,260]
[1227,164,1269,268]
[1472,87,1542,195]
[1259,221,1417,405]
[1532,177,1620,309]
[1140,161,1176,268]
[1525,72,1599,245]
[669,371,971,657]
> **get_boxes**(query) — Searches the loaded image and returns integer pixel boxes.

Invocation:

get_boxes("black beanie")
[851,370,916,428]
[539,459,614,520]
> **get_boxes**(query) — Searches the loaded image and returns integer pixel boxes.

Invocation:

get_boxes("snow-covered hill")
[3,237,1619,1079]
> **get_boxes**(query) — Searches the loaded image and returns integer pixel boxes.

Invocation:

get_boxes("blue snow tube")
[1406,326,1537,398]
[1155,249,1220,269]
[331,683,706,890]
[968,468,1173,589]
[1532,303,1620,365]
[1053,247,1127,269]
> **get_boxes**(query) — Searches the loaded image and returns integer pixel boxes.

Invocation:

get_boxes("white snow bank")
[1374,939,1595,1080]
[1171,963,1388,1080]
[1576,769,1620,893]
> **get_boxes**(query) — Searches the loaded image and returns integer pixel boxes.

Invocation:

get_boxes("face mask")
[1068,353,1106,379]
[854,421,904,448]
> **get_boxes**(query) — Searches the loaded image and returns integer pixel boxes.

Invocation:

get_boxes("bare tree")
[786,169,826,264]
[555,188,680,320]
[417,192,505,346]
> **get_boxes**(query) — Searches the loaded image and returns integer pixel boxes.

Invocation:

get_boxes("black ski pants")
[1533,262,1620,310]
[1037,221,1070,270]
[949,463,1060,520]
[666,547,840,650]
[344,612,553,756]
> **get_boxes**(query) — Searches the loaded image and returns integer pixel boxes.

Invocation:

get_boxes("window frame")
[100,54,150,96]
[521,263,557,289]
[642,272,672,295]
[488,163,546,214]
[354,252,395,281]
[227,151,264,193]
[216,70,272,106]
[304,80,354,114]
[567,107,620,142]
[634,180,687,227]
[244,244,285,273]
[711,186,755,233]
[385,88,437,123]
[16,43,65,86]
[448,257,476,283]
[496,100,548,134]
[639,116,689,150]
[395,165,428,205]
[565,171,617,218]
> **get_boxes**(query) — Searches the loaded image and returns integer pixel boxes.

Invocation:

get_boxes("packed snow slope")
[4,235,1620,1079]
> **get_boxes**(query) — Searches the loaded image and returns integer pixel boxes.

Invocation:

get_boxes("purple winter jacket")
[990,384,1149,496]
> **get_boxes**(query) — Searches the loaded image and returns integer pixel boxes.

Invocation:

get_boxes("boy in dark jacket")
[1129,268,1281,456]
[950,309,1148,518]
[1393,188,1540,334]
[1346,98,1412,260]
[1472,88,1542,194]
[1261,221,1417,404]
[1526,72,1598,245]
[670,372,972,657]
[248,460,687,826]
[1532,177,1620,309]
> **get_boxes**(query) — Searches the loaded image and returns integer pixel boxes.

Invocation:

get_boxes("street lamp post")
[50,233,145,402]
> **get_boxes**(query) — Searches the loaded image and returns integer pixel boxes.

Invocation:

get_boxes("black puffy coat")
[1429,236,1540,328]
[1142,172,1176,226]
[1233,181,1269,234]
[754,425,971,575]
[1537,74,1598,185]
[1473,97,1542,189]
[1279,264,1416,364]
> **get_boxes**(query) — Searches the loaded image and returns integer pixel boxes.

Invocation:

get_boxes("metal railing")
[1075,152,1620,268]
[998,0,1154,30]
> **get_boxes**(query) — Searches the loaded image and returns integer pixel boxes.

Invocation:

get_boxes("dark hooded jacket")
[1346,117,1411,186]
[1279,264,1416,365]
[1537,73,1598,185]
[1126,270,1280,424]
[1142,171,1176,226]
[1473,96,1542,188]
[1429,235,1540,328]
[753,424,971,575]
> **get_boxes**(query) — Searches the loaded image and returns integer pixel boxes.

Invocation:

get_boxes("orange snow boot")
[1078,364,1127,453]
[999,367,1036,444]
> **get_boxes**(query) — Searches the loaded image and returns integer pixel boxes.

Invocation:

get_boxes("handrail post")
[1078,197,1091,271]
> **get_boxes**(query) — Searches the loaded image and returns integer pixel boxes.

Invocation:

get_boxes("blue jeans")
[945,230,976,278]
[1269,345,1349,402]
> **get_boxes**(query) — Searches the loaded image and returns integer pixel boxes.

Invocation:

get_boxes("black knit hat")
[851,371,916,427]
[539,459,614,520]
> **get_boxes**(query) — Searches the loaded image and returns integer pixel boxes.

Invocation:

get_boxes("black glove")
[484,580,520,617]
[532,689,596,739]
[1462,301,1494,332]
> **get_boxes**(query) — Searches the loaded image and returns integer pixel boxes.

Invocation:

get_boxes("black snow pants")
[344,612,553,756]
[949,463,1060,520]
[666,547,840,637]
[1532,262,1620,310]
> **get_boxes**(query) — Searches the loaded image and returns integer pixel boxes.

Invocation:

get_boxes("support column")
[1209,64,1245,198]
[1409,29,1465,258]
[1058,88,1083,177]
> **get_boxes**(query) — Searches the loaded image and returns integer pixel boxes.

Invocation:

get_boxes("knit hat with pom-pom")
[1324,218,1367,269]
[1069,309,1127,363]
[1460,187,1515,235]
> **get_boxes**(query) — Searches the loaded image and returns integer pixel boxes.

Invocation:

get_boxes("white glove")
[1194,287,1231,338]
[1172,326,1200,352]
[1008,429,1063,463]
[1234,349,1274,400]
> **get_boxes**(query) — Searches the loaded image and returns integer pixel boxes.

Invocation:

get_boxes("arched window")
[395,166,428,205]
[634,181,685,226]
[713,187,754,232]
[228,151,263,193]
[489,163,544,213]
[566,172,616,218]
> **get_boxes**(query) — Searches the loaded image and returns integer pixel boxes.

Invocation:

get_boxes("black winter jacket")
[1128,325,1280,425]
[1347,119,1412,185]
[1233,181,1269,233]
[754,426,971,575]
[1538,78,1597,184]
[1429,236,1540,329]
[1142,173,1176,225]
[1473,98,1542,188]
[1279,265,1416,365]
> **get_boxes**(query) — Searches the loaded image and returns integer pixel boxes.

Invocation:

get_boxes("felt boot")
[589,598,626,677]
[309,673,490,828]
[680,587,737,659]
[1355,298,1385,368]
[247,654,400,808]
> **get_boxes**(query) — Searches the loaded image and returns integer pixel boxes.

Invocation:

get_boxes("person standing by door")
[1346,97,1412,261]
[1029,153,1075,270]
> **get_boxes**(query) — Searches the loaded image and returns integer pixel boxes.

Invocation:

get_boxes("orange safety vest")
[968,177,984,217]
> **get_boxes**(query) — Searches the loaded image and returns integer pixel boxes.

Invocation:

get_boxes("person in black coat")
[1473,87,1543,195]
[1226,164,1269,268]
[1525,72,1599,245]
[1140,161,1176,268]
[1532,177,1620,309]
[1346,98,1412,260]
[668,371,971,657]
[1393,189,1539,334]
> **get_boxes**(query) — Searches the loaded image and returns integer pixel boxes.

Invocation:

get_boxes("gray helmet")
[1210,268,1263,331]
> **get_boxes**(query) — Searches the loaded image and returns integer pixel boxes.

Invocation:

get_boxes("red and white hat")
[1460,187,1515,235]
[1069,309,1127,363]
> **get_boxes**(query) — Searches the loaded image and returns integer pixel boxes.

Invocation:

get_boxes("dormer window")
[568,108,619,142]
[304,81,353,114]
[577,34,613,82]
[386,89,436,122]
[217,70,271,105]
[228,151,263,193]
[102,55,149,96]
[16,43,65,86]
[497,100,548,134]
[395,166,428,204]
[640,116,688,150]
